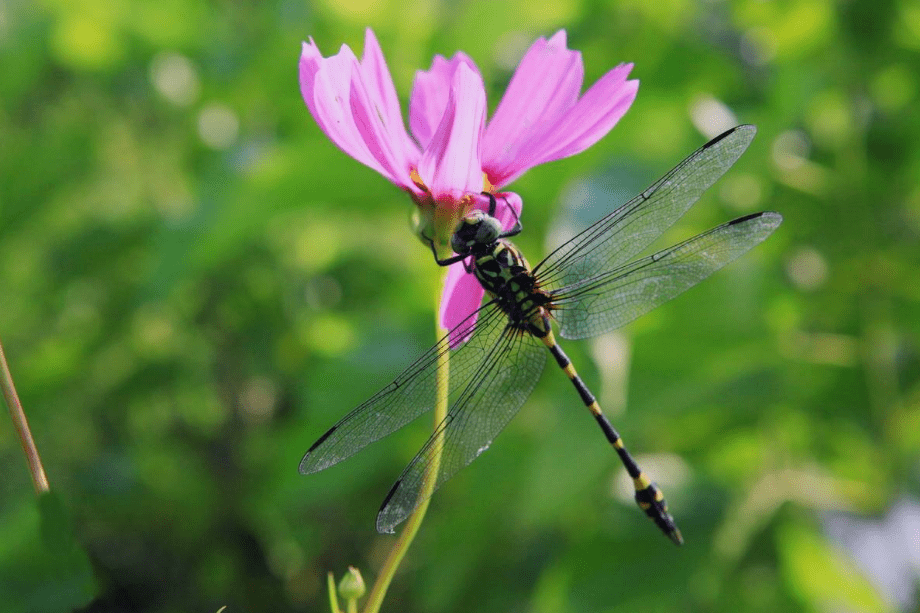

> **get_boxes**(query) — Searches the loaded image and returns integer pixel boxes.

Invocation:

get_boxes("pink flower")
[299,29,638,333]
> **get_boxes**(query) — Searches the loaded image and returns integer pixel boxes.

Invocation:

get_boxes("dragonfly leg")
[421,232,468,267]
[484,192,523,239]
[538,328,684,546]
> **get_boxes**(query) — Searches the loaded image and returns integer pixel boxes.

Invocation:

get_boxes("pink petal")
[441,264,485,346]
[486,64,637,187]
[492,191,523,231]
[481,29,639,189]
[409,53,481,150]
[359,29,420,162]
[417,62,486,202]
[299,39,328,133]
[483,30,584,185]
[526,64,638,167]
[299,35,418,190]
[311,50,400,181]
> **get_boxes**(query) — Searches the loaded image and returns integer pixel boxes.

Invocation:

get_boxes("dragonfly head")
[451,210,503,256]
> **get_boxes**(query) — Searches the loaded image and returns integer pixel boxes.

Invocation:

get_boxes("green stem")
[362,280,450,613]
[327,572,341,613]
[0,337,49,494]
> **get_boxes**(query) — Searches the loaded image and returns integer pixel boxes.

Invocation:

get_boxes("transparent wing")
[299,302,509,474]
[376,325,546,533]
[534,125,757,292]
[551,212,783,340]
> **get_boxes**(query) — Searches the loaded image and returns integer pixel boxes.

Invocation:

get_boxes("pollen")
[410,168,428,192]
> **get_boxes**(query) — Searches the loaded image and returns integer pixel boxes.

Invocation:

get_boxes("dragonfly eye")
[475,216,502,244]
[451,225,475,254]
[451,211,499,255]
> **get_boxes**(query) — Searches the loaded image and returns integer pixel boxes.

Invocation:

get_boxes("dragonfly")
[300,125,782,545]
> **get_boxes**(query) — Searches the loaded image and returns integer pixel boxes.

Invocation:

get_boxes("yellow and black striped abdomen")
[539,328,684,546]
[471,239,682,545]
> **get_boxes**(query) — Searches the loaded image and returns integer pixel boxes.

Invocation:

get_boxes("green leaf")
[0,492,96,613]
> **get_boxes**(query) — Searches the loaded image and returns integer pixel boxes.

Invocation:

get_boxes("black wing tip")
[298,425,338,474]
[375,480,403,534]
[727,211,783,226]
[309,425,337,452]
[705,124,757,148]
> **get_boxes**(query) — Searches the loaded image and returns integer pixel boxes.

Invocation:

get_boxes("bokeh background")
[2,0,919,611]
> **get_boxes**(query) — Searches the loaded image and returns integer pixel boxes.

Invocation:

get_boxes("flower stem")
[362,281,450,613]
[0,337,50,494]
[327,572,341,613]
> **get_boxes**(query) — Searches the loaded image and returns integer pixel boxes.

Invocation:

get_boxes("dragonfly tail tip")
[668,527,684,546]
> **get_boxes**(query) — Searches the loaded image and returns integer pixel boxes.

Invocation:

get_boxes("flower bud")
[337,566,365,600]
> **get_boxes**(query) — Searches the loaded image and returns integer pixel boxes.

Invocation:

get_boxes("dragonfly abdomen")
[539,328,685,546]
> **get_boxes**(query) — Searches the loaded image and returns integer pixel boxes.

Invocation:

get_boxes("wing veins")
[299,301,506,474]
[550,212,783,339]
[534,126,757,289]
[376,325,546,532]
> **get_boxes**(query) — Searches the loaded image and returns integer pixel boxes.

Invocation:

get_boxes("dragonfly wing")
[534,125,757,292]
[552,212,782,340]
[376,324,547,533]
[299,303,509,474]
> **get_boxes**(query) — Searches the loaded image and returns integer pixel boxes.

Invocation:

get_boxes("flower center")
[408,168,499,254]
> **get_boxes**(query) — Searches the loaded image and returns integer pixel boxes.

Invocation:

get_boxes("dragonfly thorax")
[450,210,503,256]
[472,241,553,328]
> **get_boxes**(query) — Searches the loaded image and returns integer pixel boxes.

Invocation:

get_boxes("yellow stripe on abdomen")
[540,327,684,545]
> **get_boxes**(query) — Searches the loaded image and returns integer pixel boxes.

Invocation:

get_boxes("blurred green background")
[2,0,919,611]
